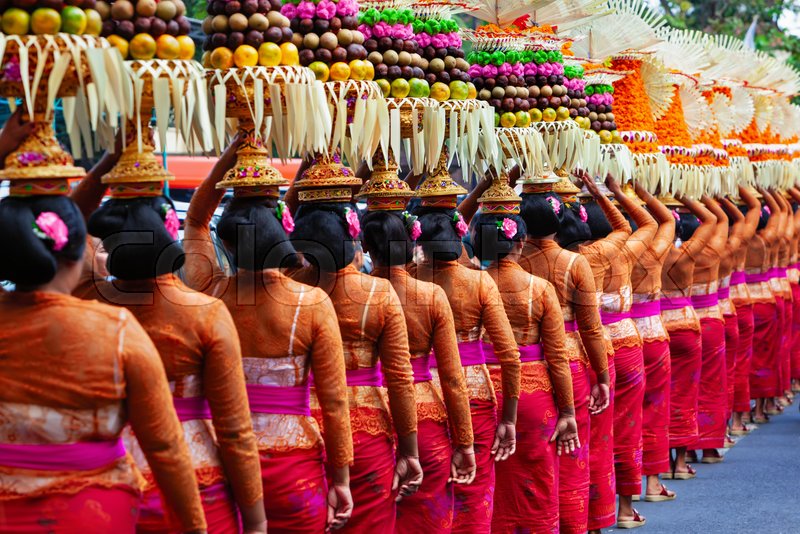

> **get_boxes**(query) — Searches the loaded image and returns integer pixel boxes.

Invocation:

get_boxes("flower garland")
[610,58,657,133]
[161,204,180,240]
[344,207,361,239]
[276,200,295,234]
[654,85,695,165]
[32,212,68,252]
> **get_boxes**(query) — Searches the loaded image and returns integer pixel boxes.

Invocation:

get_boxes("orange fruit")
[176,35,195,60]
[363,60,375,81]
[233,44,258,68]
[329,62,351,82]
[130,34,157,60]
[30,8,60,35]
[201,51,212,68]
[107,35,129,59]
[2,8,30,35]
[348,59,366,81]
[210,47,234,70]
[155,34,180,60]
[279,42,299,66]
[258,42,281,67]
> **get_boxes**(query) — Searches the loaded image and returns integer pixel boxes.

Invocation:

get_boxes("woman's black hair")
[361,210,414,267]
[216,196,300,271]
[678,211,700,241]
[291,202,357,272]
[583,200,613,239]
[739,203,771,231]
[411,206,463,263]
[557,201,591,249]
[624,211,638,232]
[519,192,560,238]
[88,196,184,280]
[470,212,526,262]
[0,195,86,286]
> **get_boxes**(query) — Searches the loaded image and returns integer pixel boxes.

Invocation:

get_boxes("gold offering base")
[0,116,84,181]
[217,121,289,197]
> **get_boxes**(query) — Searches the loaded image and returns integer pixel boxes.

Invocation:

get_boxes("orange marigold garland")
[610,57,657,134]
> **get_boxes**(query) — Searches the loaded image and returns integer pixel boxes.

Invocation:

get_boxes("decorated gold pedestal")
[0,34,122,191]
[416,150,467,209]
[357,147,414,211]
[478,172,521,215]
[208,66,317,196]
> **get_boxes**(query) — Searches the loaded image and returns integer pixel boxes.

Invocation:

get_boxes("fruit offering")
[411,3,472,102]
[281,0,369,82]
[96,0,193,60]
[585,84,618,143]
[358,3,422,97]
[202,0,295,69]
[563,63,590,128]
[0,0,102,37]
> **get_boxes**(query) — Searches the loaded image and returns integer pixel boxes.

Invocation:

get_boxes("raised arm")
[635,182,675,256]
[701,196,729,252]
[739,185,761,241]
[758,188,781,246]
[720,196,745,254]
[571,256,609,382]
[576,172,631,263]
[430,286,473,448]
[458,170,494,223]
[183,139,240,295]
[677,195,717,261]
[608,179,656,259]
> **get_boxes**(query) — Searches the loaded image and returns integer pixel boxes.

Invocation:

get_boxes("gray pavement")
[606,405,800,534]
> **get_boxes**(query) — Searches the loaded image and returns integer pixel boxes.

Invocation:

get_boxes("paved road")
[605,405,800,533]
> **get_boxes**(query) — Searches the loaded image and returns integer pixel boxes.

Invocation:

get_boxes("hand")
[577,169,601,197]
[0,108,33,165]
[449,445,476,485]
[589,383,610,415]
[550,415,580,456]
[491,421,516,462]
[219,133,243,169]
[604,173,621,194]
[392,455,423,502]
[326,483,353,531]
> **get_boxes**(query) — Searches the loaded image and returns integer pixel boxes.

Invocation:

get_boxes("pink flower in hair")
[546,196,561,215]
[764,205,771,215]
[501,218,517,239]
[33,212,69,252]
[163,207,180,240]
[579,205,588,223]
[454,212,468,238]
[410,220,422,241]
[671,210,680,221]
[345,207,361,239]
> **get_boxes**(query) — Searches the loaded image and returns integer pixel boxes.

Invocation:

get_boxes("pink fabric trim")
[247,383,311,416]
[172,396,212,421]
[0,439,125,471]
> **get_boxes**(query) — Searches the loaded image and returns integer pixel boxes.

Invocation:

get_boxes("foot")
[645,483,676,502]
[724,436,736,449]
[617,509,646,529]
[589,530,601,534]
[685,450,698,463]
[702,449,724,463]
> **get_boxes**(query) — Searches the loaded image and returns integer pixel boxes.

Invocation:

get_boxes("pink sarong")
[342,431,396,533]
[750,302,779,398]
[137,483,240,534]
[559,360,591,534]
[695,317,727,450]
[260,448,327,533]
[733,304,755,412]
[723,314,740,420]
[641,339,671,475]
[396,419,454,532]
[782,292,793,394]
[775,296,787,396]
[491,367,559,534]
[792,283,800,380]
[0,487,140,533]
[613,345,645,496]
[668,329,703,448]
[587,355,616,531]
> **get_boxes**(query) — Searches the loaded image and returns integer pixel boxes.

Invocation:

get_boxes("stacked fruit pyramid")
[0,0,102,36]
[278,0,370,81]
[200,0,299,69]
[562,61,592,131]
[97,0,194,60]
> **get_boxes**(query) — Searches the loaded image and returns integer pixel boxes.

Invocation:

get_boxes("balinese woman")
[73,137,266,534]
[358,165,476,533]
[729,187,762,435]
[659,196,717,479]
[468,176,578,533]
[518,181,610,534]
[773,191,795,407]
[0,115,206,532]
[785,188,800,395]
[183,144,354,532]
[410,171,520,534]
[628,184,676,501]
[288,168,421,532]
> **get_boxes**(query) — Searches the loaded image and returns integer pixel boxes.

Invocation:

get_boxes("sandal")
[617,509,647,529]
[645,484,676,502]
[724,437,736,449]
[730,426,750,436]
[752,414,770,424]
[673,464,697,480]
[701,454,724,464]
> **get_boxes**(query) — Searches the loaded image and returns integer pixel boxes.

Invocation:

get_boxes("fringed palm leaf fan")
[676,82,711,140]
[528,0,608,32]
[727,84,754,134]
[568,13,661,59]
[639,56,674,121]
[470,1,548,27]
[752,91,774,134]
[709,91,736,138]
[647,28,709,76]
[701,34,750,82]
[770,98,795,140]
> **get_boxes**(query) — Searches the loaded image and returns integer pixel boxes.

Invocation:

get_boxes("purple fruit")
[281,27,293,42]
[289,17,300,32]
[591,120,601,131]
[483,78,496,90]
[412,67,424,79]
[211,32,227,48]
[495,75,508,88]
[202,39,212,51]
[438,71,450,84]
[519,100,531,112]
[257,0,271,13]
[435,47,447,59]
[391,38,403,51]
[176,15,191,34]
[298,18,314,34]
[328,17,341,32]
[100,19,114,36]
[501,98,515,112]
[246,29,264,48]
[225,1,240,16]
[507,74,518,86]
[388,65,402,79]
[375,63,388,77]
[299,49,315,66]
[524,75,536,86]
[315,48,332,63]
[265,26,282,43]
[314,18,329,33]
[117,20,135,40]
[268,0,281,9]
[210,0,225,15]
[537,97,549,110]
[535,75,547,87]
[134,16,152,33]
[241,0,257,16]
[166,20,179,36]
[151,17,167,36]
[569,108,578,118]
[472,77,484,90]
[341,15,357,30]
[448,68,460,80]
[561,96,570,106]
[489,98,501,110]
[425,73,437,86]
[227,32,244,49]
[401,66,414,79]
[602,121,612,130]
[331,47,347,63]
[378,36,393,52]
[404,40,417,54]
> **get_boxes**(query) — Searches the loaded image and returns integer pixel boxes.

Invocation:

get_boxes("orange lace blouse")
[372,266,473,447]
[410,260,521,402]
[0,292,206,531]
[518,239,609,376]
[485,259,574,410]
[75,274,263,507]
[630,215,674,344]
[183,184,354,468]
